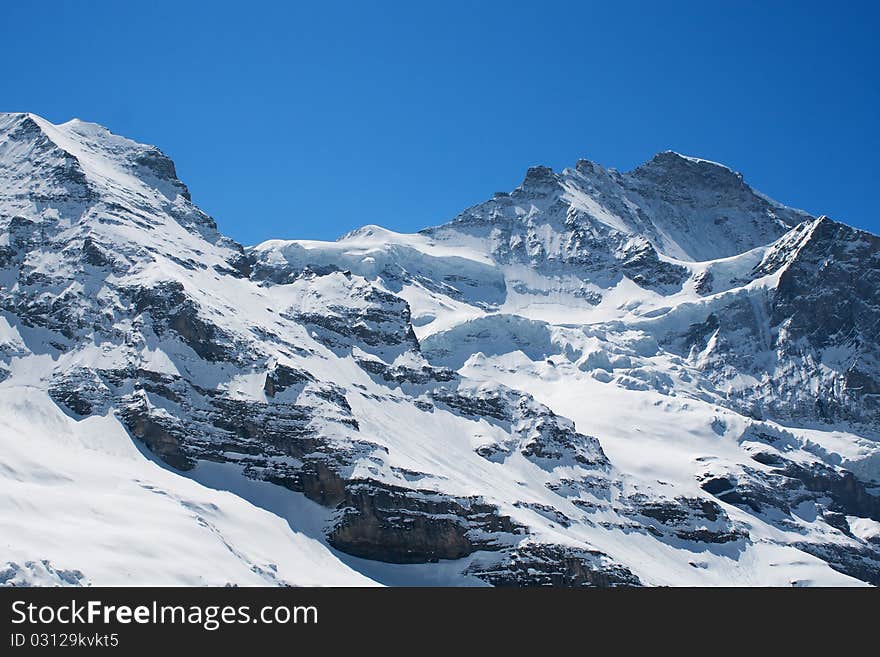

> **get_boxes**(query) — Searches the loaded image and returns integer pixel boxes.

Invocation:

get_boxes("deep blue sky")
[2,1,877,244]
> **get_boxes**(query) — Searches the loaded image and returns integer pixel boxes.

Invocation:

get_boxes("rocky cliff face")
[2,113,879,587]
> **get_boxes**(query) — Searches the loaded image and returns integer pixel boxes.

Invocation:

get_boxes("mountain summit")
[2,114,879,587]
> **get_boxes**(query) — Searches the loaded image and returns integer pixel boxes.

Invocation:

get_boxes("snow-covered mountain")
[2,112,879,587]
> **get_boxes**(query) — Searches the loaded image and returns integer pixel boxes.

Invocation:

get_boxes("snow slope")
[0,386,378,586]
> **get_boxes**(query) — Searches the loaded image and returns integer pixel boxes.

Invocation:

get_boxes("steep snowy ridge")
[2,113,879,587]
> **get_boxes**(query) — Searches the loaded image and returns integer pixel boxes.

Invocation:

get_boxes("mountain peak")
[518,165,558,189]
[632,150,743,181]
[0,112,226,246]
[652,150,733,169]
[0,113,194,204]
[573,157,607,176]
[0,111,49,139]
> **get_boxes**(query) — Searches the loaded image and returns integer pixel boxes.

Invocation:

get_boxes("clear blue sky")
[2,1,877,244]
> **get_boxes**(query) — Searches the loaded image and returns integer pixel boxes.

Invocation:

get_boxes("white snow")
[0,387,376,586]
